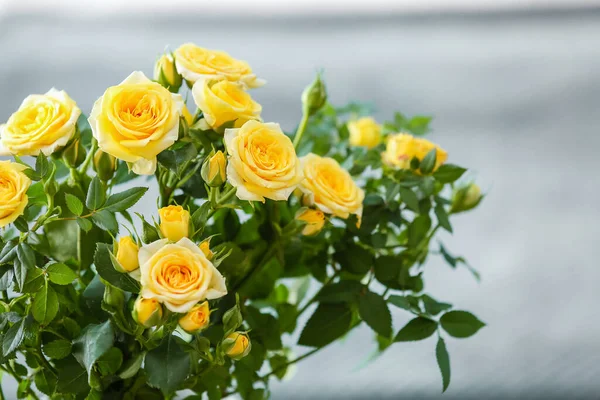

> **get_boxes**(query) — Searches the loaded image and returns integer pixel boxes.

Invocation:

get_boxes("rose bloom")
[88,71,184,175]
[174,43,265,88]
[138,237,227,313]
[299,153,364,219]
[0,161,31,228]
[0,89,80,156]
[179,301,210,333]
[382,133,447,172]
[159,205,190,242]
[192,79,261,129]
[295,208,325,236]
[225,121,303,202]
[347,117,382,149]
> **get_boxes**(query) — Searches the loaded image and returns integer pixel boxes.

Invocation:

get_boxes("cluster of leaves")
[0,90,484,400]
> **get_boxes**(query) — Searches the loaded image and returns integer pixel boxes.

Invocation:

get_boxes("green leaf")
[398,187,419,212]
[359,291,392,338]
[2,317,26,356]
[144,335,191,396]
[440,311,485,338]
[137,213,160,244]
[436,337,451,392]
[47,263,78,285]
[93,243,140,293]
[35,153,51,180]
[316,280,363,303]
[43,339,72,360]
[407,115,433,136]
[419,148,437,174]
[433,164,466,183]
[77,217,93,233]
[13,216,29,232]
[118,352,144,379]
[334,243,373,275]
[0,239,18,264]
[65,193,84,216]
[86,389,103,400]
[14,243,35,291]
[86,177,105,210]
[72,321,114,382]
[269,354,289,380]
[408,215,431,247]
[0,266,13,291]
[91,210,118,234]
[434,204,452,233]
[103,187,148,212]
[34,368,58,396]
[56,356,89,394]
[22,267,44,293]
[421,294,452,316]
[96,347,123,376]
[394,317,437,342]
[156,142,197,178]
[33,283,59,325]
[388,295,420,313]
[298,303,353,347]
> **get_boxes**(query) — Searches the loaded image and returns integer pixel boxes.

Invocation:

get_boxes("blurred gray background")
[1,2,600,399]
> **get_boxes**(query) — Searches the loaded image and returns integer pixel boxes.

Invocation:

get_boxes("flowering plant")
[0,43,484,399]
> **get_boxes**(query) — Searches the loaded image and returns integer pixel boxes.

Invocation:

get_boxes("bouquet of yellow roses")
[0,43,484,399]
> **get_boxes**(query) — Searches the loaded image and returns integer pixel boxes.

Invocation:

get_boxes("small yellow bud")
[159,205,190,242]
[133,297,163,328]
[93,149,116,181]
[451,183,482,213]
[201,151,227,187]
[154,53,183,92]
[225,332,251,360]
[182,104,194,126]
[348,117,382,149]
[295,208,325,236]
[199,240,213,260]
[179,301,210,333]
[115,236,139,272]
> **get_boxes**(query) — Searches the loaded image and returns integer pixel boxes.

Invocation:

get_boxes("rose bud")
[451,183,483,214]
[93,149,116,182]
[115,236,140,272]
[348,117,382,149]
[201,151,227,187]
[159,205,190,242]
[295,208,325,236]
[179,301,210,333]
[224,332,251,360]
[133,297,163,328]
[154,53,183,92]
[301,73,327,116]
[199,240,213,260]
[62,138,86,168]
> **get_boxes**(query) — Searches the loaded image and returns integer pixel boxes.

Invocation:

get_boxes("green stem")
[292,112,310,149]
[78,138,98,175]
[207,187,237,220]
[260,347,320,381]
[294,270,340,324]
[36,334,57,376]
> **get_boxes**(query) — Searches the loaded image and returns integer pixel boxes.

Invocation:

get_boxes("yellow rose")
[0,161,30,228]
[348,117,381,149]
[225,121,303,202]
[159,205,190,242]
[382,133,447,172]
[298,153,364,219]
[199,240,213,260]
[192,79,261,129]
[225,332,251,359]
[116,236,140,272]
[133,297,163,328]
[138,237,227,313]
[295,208,325,236]
[174,43,265,88]
[0,89,80,156]
[179,301,210,333]
[88,71,184,175]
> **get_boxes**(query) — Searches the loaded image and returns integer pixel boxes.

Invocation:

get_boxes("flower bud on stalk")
[159,205,190,242]
[224,332,251,360]
[295,208,325,236]
[450,183,483,213]
[93,149,116,182]
[199,240,213,260]
[103,284,125,309]
[62,138,86,168]
[115,236,140,273]
[179,301,210,333]
[154,53,183,93]
[201,151,227,187]
[133,297,163,328]
[301,73,327,116]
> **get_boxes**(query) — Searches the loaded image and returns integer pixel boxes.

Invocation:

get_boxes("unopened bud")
[199,240,213,260]
[179,301,210,333]
[93,149,116,182]
[62,138,86,168]
[103,284,125,309]
[133,297,163,328]
[450,183,483,213]
[301,73,327,116]
[224,332,251,360]
[115,236,139,272]
[201,151,227,187]
[154,53,183,93]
